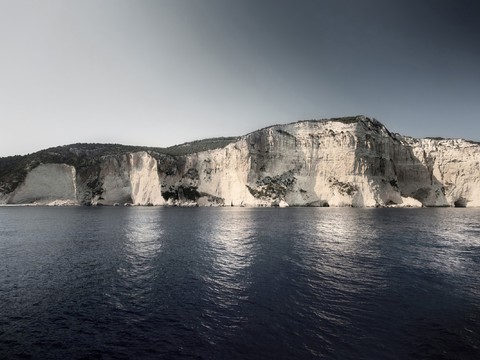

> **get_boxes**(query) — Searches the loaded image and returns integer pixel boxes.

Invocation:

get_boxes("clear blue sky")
[1,0,479,156]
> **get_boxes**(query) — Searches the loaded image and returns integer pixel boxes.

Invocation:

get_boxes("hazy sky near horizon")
[1,0,479,156]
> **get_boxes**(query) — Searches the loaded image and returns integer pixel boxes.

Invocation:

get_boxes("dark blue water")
[1,207,479,359]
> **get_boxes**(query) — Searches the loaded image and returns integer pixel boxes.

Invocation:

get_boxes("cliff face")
[403,138,480,207]
[8,163,77,205]
[159,117,479,207]
[1,116,479,207]
[76,151,164,206]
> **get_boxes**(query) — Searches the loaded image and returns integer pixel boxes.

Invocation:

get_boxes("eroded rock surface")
[8,163,77,205]
[1,116,479,207]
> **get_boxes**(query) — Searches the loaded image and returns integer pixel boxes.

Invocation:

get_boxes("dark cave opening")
[454,198,467,208]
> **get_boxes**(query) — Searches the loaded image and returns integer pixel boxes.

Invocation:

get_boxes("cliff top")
[248,115,367,135]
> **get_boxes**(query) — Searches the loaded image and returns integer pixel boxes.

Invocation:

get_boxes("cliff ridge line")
[1,116,478,207]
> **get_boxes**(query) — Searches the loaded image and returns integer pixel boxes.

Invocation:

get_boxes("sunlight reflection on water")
[203,210,256,293]
[1,207,480,359]
[124,209,163,268]
[109,208,164,312]
[294,209,385,294]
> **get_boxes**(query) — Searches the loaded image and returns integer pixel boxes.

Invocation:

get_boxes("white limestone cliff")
[7,163,77,205]
[404,138,480,207]
[1,151,164,206]
[92,151,164,206]
[161,117,479,207]
[128,152,164,205]
[1,117,478,207]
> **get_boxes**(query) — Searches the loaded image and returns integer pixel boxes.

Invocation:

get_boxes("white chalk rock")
[9,164,77,205]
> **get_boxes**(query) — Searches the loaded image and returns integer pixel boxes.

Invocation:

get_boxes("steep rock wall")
[1,152,164,206]
[166,118,404,207]
[405,138,480,207]
[91,151,164,205]
[162,117,479,207]
[160,141,257,206]
[129,152,164,205]
[7,163,77,205]
[95,155,131,205]
[1,117,478,207]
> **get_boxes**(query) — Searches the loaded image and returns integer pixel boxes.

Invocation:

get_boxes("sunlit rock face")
[128,152,164,206]
[1,151,164,206]
[160,140,257,206]
[162,116,479,207]
[2,116,479,207]
[7,164,77,205]
[87,151,164,206]
[165,117,397,207]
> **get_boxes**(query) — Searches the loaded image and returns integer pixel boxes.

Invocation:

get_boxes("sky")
[1,0,479,156]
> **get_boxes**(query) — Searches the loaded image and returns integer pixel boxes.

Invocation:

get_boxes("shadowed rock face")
[1,116,479,207]
[8,163,77,205]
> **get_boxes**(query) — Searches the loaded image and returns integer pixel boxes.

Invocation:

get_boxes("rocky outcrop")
[1,116,479,207]
[159,116,479,207]
[404,138,480,207]
[7,163,77,205]
[77,151,164,206]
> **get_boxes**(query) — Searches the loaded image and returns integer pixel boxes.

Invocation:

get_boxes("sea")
[1,206,479,359]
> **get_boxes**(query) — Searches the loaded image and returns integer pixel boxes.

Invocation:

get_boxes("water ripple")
[1,207,480,359]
